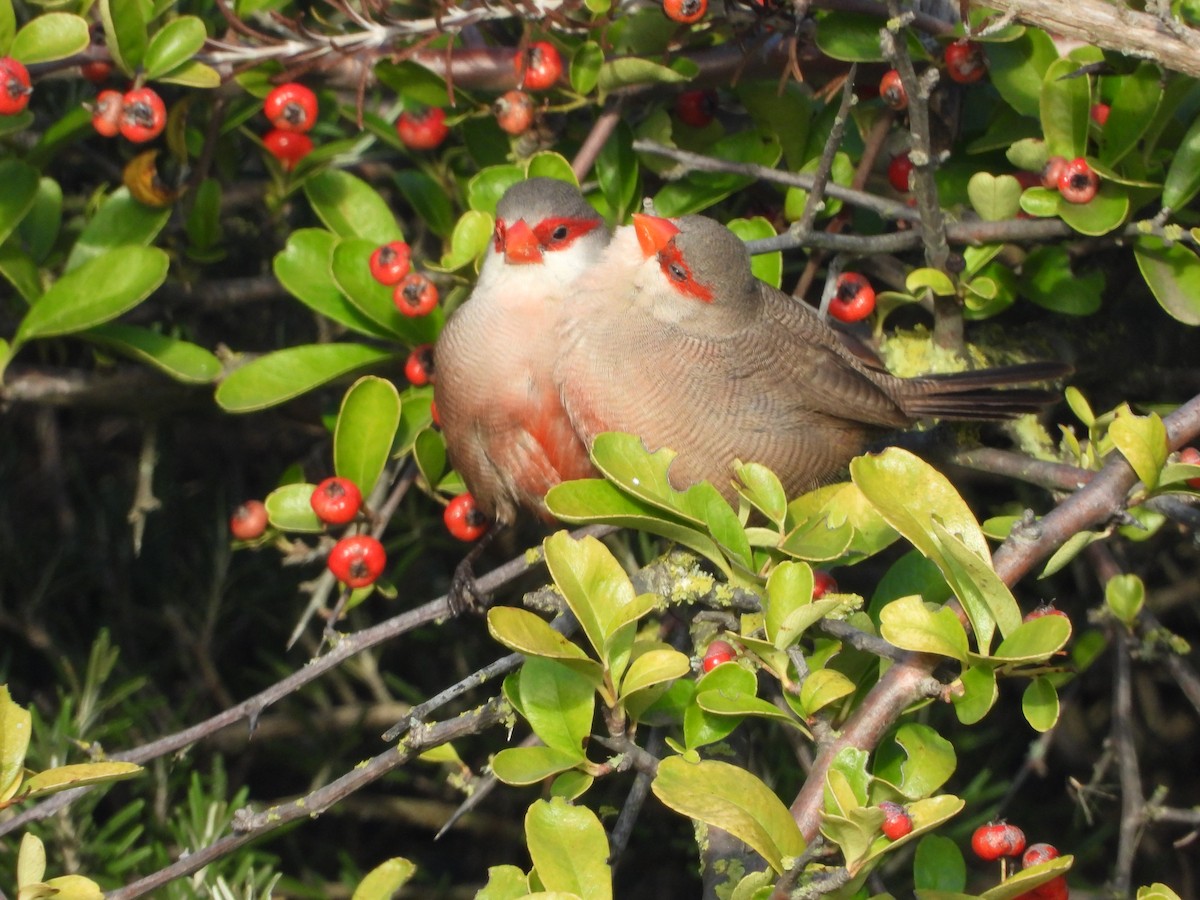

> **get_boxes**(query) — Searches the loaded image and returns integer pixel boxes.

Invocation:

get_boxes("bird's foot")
[448,556,489,616]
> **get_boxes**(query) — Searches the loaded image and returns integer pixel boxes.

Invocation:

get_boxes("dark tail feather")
[900,362,1072,421]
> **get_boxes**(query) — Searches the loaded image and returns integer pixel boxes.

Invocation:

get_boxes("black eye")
[669,262,688,283]
[551,225,569,242]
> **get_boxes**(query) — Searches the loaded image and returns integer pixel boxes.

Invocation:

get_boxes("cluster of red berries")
[972,823,1069,899]
[0,57,32,116]
[368,241,439,317]
[261,82,317,171]
[89,86,167,143]
[1041,156,1099,204]
[310,478,387,589]
[829,273,876,323]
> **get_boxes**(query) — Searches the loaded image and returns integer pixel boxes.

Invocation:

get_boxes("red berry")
[405,344,435,386]
[1057,157,1098,204]
[91,89,124,137]
[829,273,876,323]
[494,89,535,135]
[229,500,268,541]
[879,801,914,840]
[1041,155,1068,191]
[1013,170,1041,190]
[516,41,563,91]
[81,60,112,85]
[663,0,707,24]
[1022,842,1061,868]
[945,40,986,84]
[264,82,318,133]
[0,57,32,116]
[368,241,411,286]
[971,823,1026,861]
[1090,103,1110,126]
[394,273,439,317]
[675,89,718,128]
[262,128,313,171]
[310,476,363,526]
[396,107,448,149]
[444,493,489,542]
[879,69,908,110]
[888,153,914,192]
[1032,876,1069,900]
[1180,446,1200,487]
[1023,603,1068,623]
[812,570,837,598]
[327,534,387,588]
[119,87,166,142]
[702,639,735,673]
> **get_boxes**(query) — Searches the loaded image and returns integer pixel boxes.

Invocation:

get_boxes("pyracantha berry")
[119,87,166,142]
[879,69,908,111]
[327,534,387,588]
[262,128,313,171]
[971,822,1026,861]
[264,82,318,133]
[1022,843,1061,868]
[1090,103,1110,126]
[1041,155,1068,191]
[81,60,112,85]
[944,40,986,84]
[1179,446,1200,487]
[516,41,563,91]
[394,272,439,317]
[368,241,411,286]
[396,107,448,149]
[310,476,363,526]
[813,570,837,599]
[829,272,876,323]
[1023,603,1069,623]
[675,89,718,128]
[229,500,268,541]
[888,152,914,192]
[702,639,736,672]
[1057,157,1099,204]
[879,801,914,840]
[444,493,489,542]
[91,89,124,137]
[0,57,32,115]
[494,89,535,135]
[663,0,707,24]
[1030,876,1069,900]
[1013,170,1042,190]
[405,344,435,386]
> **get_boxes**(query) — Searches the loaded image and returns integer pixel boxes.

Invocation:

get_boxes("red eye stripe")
[657,244,714,303]
[531,216,601,250]
[493,218,507,254]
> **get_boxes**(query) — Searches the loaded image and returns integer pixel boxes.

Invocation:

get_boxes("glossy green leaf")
[467,166,524,216]
[488,607,594,665]
[413,428,446,491]
[99,0,147,74]
[526,152,576,185]
[914,834,967,892]
[142,15,206,80]
[10,13,88,64]
[879,595,969,663]
[375,61,452,108]
[991,614,1072,663]
[492,745,583,785]
[1040,57,1090,159]
[263,483,323,533]
[652,756,806,874]
[874,723,956,800]
[1137,884,1183,900]
[550,769,593,801]
[185,178,221,252]
[305,170,403,244]
[1057,182,1130,236]
[156,59,221,88]
[596,57,689,93]
[653,131,781,216]
[570,40,604,95]
[1134,236,1200,325]
[907,267,958,297]
[951,664,998,725]
[15,247,167,347]
[41,875,104,900]
[985,27,1058,118]
[334,376,401,496]
[618,646,690,700]
[215,344,398,413]
[21,762,141,800]
[1163,112,1200,210]
[526,798,612,900]
[0,0,13,55]
[820,805,881,872]
[17,832,45,888]
[733,462,787,528]
[1040,528,1106,578]
[86,324,221,384]
[1101,62,1162,166]
[765,561,813,648]
[0,686,31,803]
[684,664,752,749]
[932,521,1023,650]
[273,230,393,339]
[0,160,39,247]
[1106,572,1144,627]
[798,669,854,717]
[738,81,811,172]
[17,177,58,266]
[1022,677,1060,732]
[786,481,898,563]
[1018,185,1061,218]
[596,122,638,225]
[351,858,416,900]
[518,657,597,757]
[1110,410,1168,490]
[439,210,493,271]
[967,173,1022,222]
[728,217,781,289]
[475,865,529,900]
[1021,244,1104,315]
[698,685,807,730]
[393,170,456,238]
[65,187,170,272]
[977,855,1074,899]
[814,11,887,62]
[330,237,442,343]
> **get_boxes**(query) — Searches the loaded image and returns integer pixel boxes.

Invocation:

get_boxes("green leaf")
[985,27,1058,118]
[952,665,998,725]
[475,865,530,900]
[814,11,887,62]
[596,57,689,93]
[85,324,221,384]
[1164,112,1200,210]
[1134,236,1200,325]
[492,745,583,786]
[914,834,967,892]
[1020,244,1104,315]
[1138,884,1183,900]
[64,188,170,272]
[1105,573,1144,627]
[0,0,13,56]
[728,217,781,288]
[879,595,969,663]
[874,723,956,800]
[15,247,167,347]
[413,428,446,491]
[570,40,604,95]
[1039,529,1106,578]
[263,483,323,533]
[596,122,638,225]
[439,210,493,271]
[653,131,781,216]
[906,267,958,297]
[142,15,206,80]
[215,344,399,413]
[1100,62,1161,167]
[41,875,104,900]
[0,686,31,803]
[1057,182,1130,236]
[393,170,456,238]
[684,665,750,749]
[798,669,855,717]
[518,657,596,757]
[698,683,808,730]
[20,762,141,800]
[652,756,806,874]
[273,230,394,339]
[305,171,403,244]
[932,521,1023,651]
[334,376,401,497]
[332,236,442,343]
[526,152,577,185]
[9,13,89,64]
[619,644,690,700]
[967,173,1022,222]
[977,855,1074,899]
[0,160,39,247]
[467,166,524,216]
[17,833,45,888]
[351,858,416,900]
[488,607,595,666]
[99,0,147,75]
[1110,410,1168,490]
[734,462,787,527]
[525,798,612,900]
[738,81,811,172]
[1022,677,1060,732]
[991,614,1071,662]
[1040,57,1090,159]
[155,59,221,88]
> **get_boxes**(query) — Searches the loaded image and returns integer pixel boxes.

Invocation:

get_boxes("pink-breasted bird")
[556,213,1068,501]
[434,178,609,528]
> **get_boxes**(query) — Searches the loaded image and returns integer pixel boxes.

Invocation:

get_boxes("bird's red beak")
[503,219,543,264]
[632,213,680,258]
